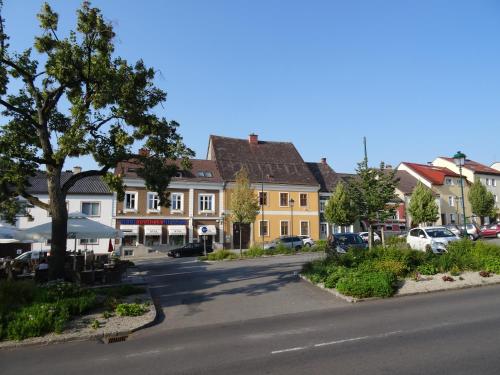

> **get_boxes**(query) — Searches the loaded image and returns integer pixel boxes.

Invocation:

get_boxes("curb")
[200,252,326,263]
[299,274,360,303]
[0,287,157,350]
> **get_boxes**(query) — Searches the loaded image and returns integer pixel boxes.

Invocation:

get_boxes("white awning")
[168,225,186,235]
[197,225,217,236]
[121,224,139,235]
[144,225,162,236]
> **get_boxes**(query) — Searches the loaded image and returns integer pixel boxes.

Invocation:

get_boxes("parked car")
[327,233,367,255]
[406,227,460,254]
[479,223,500,239]
[358,232,381,243]
[298,235,315,247]
[167,242,213,258]
[446,223,480,241]
[263,236,303,251]
[12,250,49,274]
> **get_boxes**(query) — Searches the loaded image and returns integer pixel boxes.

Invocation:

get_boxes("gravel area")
[0,290,156,349]
[396,271,500,296]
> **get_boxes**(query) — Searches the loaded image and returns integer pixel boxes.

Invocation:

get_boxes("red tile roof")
[439,157,500,176]
[402,162,459,185]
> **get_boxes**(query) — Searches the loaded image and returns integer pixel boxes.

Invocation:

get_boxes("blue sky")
[2,0,500,172]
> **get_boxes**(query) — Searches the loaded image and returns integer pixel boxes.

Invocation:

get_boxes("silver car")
[263,236,303,251]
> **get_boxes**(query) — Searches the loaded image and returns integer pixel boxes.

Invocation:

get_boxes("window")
[80,238,98,245]
[259,192,268,206]
[493,179,497,187]
[171,193,183,211]
[445,178,453,185]
[495,194,498,203]
[124,249,134,257]
[450,213,456,224]
[300,221,309,236]
[486,178,491,186]
[81,202,100,217]
[280,193,289,207]
[259,220,269,236]
[280,221,289,236]
[320,199,328,213]
[199,194,214,212]
[448,196,455,207]
[299,193,308,207]
[147,192,160,212]
[320,223,328,238]
[125,192,137,211]
[197,171,213,178]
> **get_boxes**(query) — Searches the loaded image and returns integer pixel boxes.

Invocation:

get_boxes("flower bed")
[301,239,500,299]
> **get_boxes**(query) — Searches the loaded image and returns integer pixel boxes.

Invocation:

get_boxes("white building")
[16,169,115,254]
[433,157,500,222]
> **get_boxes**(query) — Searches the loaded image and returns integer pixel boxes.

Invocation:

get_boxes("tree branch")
[0,97,38,127]
[19,191,50,211]
[0,57,42,104]
[61,166,110,195]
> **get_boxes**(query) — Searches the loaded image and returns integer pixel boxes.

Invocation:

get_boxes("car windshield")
[15,252,30,260]
[335,234,363,245]
[426,229,455,238]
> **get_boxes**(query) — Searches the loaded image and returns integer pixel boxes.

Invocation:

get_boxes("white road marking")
[271,347,308,354]
[125,349,161,358]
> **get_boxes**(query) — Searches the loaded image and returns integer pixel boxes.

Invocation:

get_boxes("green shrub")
[385,236,408,249]
[115,303,149,317]
[370,259,408,277]
[244,246,266,258]
[0,280,36,316]
[481,257,500,273]
[35,281,83,303]
[417,263,439,275]
[302,258,338,284]
[323,267,349,289]
[307,240,328,253]
[206,250,239,261]
[274,243,295,255]
[336,271,397,298]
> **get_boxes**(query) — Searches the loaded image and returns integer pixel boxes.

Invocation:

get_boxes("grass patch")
[115,303,149,317]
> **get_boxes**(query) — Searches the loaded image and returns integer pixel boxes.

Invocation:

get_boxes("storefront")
[144,225,162,246]
[167,225,186,246]
[121,225,139,246]
[197,225,217,247]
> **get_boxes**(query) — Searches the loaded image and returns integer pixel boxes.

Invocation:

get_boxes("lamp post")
[218,212,226,250]
[289,198,295,237]
[453,151,467,230]
[260,173,273,249]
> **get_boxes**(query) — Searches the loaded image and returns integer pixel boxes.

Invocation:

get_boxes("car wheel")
[305,243,311,247]
[497,233,500,239]
[469,234,475,241]
[174,251,181,258]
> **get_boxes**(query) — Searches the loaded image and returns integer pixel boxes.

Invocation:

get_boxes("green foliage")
[310,239,328,252]
[0,280,36,316]
[115,303,148,317]
[408,181,439,226]
[324,266,349,288]
[336,271,397,298]
[416,263,438,275]
[0,1,194,278]
[244,245,266,258]
[370,259,407,277]
[91,319,100,330]
[206,250,239,261]
[324,182,357,227]
[468,180,496,219]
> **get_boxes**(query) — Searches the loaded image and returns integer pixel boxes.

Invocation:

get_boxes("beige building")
[397,162,471,226]
[433,157,500,222]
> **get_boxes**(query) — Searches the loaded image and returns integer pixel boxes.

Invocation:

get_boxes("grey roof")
[209,135,318,186]
[395,170,437,196]
[26,172,112,195]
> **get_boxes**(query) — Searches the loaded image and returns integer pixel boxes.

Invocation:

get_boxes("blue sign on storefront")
[119,219,188,225]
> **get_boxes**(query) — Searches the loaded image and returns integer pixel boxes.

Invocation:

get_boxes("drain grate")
[105,335,128,344]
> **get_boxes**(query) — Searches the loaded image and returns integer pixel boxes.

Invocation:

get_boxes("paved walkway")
[136,253,348,331]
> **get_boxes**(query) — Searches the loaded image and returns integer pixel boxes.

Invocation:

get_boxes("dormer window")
[176,171,183,178]
[197,171,213,178]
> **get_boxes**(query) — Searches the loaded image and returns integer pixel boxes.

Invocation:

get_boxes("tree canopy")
[0,1,193,278]
[407,181,439,226]
[468,180,496,222]
[324,181,358,227]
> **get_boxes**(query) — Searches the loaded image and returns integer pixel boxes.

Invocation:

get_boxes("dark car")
[168,242,213,258]
[327,233,367,255]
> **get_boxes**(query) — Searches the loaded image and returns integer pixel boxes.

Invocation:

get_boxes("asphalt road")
[3,254,500,374]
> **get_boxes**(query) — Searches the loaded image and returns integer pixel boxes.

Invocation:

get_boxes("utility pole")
[363,136,368,166]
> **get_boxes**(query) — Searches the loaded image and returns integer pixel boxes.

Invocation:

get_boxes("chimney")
[320,157,327,165]
[138,147,150,157]
[248,133,258,145]
[72,166,82,174]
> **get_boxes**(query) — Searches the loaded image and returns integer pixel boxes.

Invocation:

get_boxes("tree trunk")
[381,225,385,247]
[239,222,242,258]
[47,168,68,280]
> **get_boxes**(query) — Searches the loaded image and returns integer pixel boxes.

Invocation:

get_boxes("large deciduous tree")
[468,180,496,224]
[408,181,439,227]
[230,168,260,257]
[349,161,399,249]
[324,181,358,230]
[0,2,193,279]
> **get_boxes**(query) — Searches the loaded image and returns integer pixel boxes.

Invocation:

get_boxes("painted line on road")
[271,346,308,354]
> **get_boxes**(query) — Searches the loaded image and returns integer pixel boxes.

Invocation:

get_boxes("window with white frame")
[124,192,138,211]
[80,238,98,245]
[445,178,453,185]
[493,179,497,187]
[259,220,269,236]
[320,223,328,238]
[171,193,183,212]
[486,178,491,186]
[448,196,455,207]
[320,199,328,213]
[280,193,289,207]
[300,193,308,207]
[300,221,309,236]
[147,192,160,212]
[280,221,289,236]
[199,194,214,212]
[259,192,268,206]
[81,202,100,217]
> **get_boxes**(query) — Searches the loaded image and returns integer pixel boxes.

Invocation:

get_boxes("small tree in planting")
[0,2,194,279]
[408,182,439,227]
[349,161,399,249]
[324,181,358,232]
[230,168,260,257]
[468,180,496,225]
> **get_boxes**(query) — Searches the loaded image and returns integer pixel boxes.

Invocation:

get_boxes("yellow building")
[208,134,321,248]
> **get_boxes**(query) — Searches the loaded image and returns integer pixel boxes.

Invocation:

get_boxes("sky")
[2,0,500,173]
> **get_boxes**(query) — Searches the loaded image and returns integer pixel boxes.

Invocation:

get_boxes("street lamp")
[289,198,295,237]
[217,212,226,250]
[453,151,467,230]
